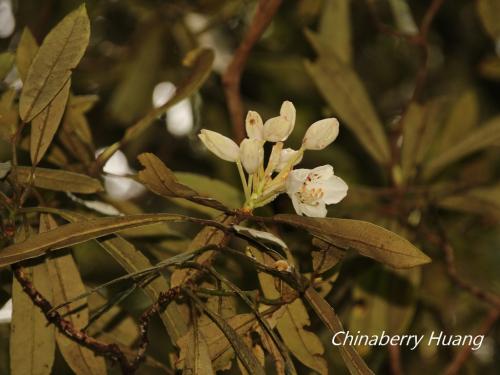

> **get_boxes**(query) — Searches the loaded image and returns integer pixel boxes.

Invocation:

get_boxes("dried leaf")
[180,327,215,375]
[19,4,90,121]
[312,238,345,274]
[30,78,71,165]
[305,30,390,165]
[15,166,103,194]
[273,214,431,268]
[305,288,374,375]
[0,52,14,81]
[0,89,18,141]
[0,161,11,179]
[16,27,39,82]
[388,0,418,35]
[438,183,500,219]
[137,153,228,212]
[40,214,107,375]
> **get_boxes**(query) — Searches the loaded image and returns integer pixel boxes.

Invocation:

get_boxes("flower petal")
[300,202,327,217]
[322,175,349,204]
[286,168,309,194]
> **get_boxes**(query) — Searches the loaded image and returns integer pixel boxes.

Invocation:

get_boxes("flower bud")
[266,142,283,174]
[280,101,296,128]
[245,111,264,140]
[302,118,339,150]
[198,129,239,162]
[240,138,264,174]
[263,116,293,142]
[276,148,303,172]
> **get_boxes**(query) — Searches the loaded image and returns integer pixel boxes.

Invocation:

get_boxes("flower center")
[296,181,324,205]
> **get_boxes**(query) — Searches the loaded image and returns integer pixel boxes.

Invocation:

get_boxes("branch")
[222,0,283,143]
[12,264,180,375]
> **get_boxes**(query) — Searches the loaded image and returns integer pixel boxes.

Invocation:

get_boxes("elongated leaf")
[423,116,500,179]
[0,213,197,267]
[31,78,71,165]
[305,30,390,165]
[250,248,327,374]
[16,27,39,82]
[436,90,478,153]
[388,0,418,35]
[273,214,431,268]
[10,228,55,375]
[437,183,500,219]
[477,0,500,40]
[98,236,188,342]
[305,288,374,375]
[0,52,14,81]
[138,153,228,211]
[188,291,265,375]
[15,166,103,193]
[181,327,215,375]
[319,0,352,64]
[40,214,107,375]
[19,4,90,121]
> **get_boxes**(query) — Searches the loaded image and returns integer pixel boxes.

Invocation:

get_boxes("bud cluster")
[198,101,348,217]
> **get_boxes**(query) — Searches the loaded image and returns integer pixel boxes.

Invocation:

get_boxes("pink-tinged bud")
[198,129,240,162]
[302,118,339,150]
[245,111,264,140]
[240,138,264,174]
[280,101,296,128]
[263,116,293,142]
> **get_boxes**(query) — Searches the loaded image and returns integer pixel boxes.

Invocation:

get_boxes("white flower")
[276,148,303,172]
[286,165,348,217]
[198,129,240,162]
[263,101,295,142]
[302,118,339,150]
[240,138,264,174]
[245,111,264,140]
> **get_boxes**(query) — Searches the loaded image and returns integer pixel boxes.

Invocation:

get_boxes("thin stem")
[236,160,250,201]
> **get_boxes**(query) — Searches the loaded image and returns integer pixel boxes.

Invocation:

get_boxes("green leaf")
[19,4,90,122]
[10,225,55,375]
[0,52,14,81]
[436,90,478,153]
[273,214,431,268]
[15,166,103,194]
[16,27,39,82]
[437,183,500,219]
[477,0,500,40]
[40,214,107,375]
[138,153,228,212]
[423,115,500,179]
[30,78,71,165]
[305,31,391,165]
[0,213,194,267]
[304,288,374,375]
[318,0,352,64]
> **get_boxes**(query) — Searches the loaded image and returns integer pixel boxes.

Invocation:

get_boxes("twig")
[443,306,500,375]
[222,0,283,142]
[12,263,180,375]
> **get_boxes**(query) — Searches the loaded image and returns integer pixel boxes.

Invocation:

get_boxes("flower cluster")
[198,101,348,217]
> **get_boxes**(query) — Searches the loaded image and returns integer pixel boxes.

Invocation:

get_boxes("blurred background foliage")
[0,0,499,374]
